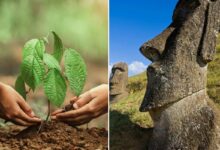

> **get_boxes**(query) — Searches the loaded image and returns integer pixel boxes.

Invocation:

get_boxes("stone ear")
[198,1,220,64]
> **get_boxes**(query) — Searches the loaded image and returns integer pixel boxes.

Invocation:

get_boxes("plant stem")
[37,100,50,133]
[46,99,51,122]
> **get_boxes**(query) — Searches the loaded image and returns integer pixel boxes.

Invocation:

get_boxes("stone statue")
[110,62,129,102]
[139,0,220,149]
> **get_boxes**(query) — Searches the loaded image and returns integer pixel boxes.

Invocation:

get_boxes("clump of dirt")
[0,121,108,150]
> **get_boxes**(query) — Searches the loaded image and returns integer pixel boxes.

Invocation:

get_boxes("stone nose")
[140,25,175,62]
[140,43,160,62]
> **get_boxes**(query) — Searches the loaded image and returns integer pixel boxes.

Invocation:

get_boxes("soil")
[0,121,108,150]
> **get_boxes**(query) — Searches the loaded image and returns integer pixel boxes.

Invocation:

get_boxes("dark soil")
[0,121,108,150]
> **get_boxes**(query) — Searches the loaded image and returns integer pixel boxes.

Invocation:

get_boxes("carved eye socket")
[173,0,201,22]
[117,68,125,72]
[188,0,201,8]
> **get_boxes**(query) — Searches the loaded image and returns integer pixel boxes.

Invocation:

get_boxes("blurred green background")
[0,0,108,128]
[0,0,108,74]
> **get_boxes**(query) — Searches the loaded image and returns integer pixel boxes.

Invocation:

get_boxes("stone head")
[110,62,128,96]
[140,0,220,111]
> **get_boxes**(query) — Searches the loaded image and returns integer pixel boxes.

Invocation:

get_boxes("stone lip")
[139,88,207,112]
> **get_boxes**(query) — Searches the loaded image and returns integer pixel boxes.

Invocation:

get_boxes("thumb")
[73,92,92,109]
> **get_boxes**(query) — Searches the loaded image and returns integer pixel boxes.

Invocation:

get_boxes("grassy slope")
[111,72,152,129]
[110,37,220,149]
[207,37,220,104]
[110,72,153,150]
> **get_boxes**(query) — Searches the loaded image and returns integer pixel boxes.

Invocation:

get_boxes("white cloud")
[128,61,147,76]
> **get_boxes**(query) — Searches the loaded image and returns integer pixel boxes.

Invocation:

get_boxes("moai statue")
[139,0,220,149]
[110,62,129,102]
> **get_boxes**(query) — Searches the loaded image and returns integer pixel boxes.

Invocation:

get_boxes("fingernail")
[28,111,35,117]
[35,117,41,121]
[51,116,56,120]
[73,103,79,109]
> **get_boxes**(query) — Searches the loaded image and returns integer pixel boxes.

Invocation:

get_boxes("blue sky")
[110,0,178,76]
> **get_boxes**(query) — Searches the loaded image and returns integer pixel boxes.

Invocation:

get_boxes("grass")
[110,72,152,131]
[110,70,152,150]
[127,72,147,93]
[207,38,220,104]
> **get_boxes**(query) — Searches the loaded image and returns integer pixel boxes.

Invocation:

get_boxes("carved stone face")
[140,0,220,111]
[109,62,128,96]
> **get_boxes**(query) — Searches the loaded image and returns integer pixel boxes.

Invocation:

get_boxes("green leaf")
[64,48,87,96]
[22,39,38,59]
[22,39,45,60]
[44,69,66,107]
[35,39,45,59]
[21,55,45,91]
[21,39,45,91]
[52,31,63,63]
[43,53,61,71]
[15,75,26,100]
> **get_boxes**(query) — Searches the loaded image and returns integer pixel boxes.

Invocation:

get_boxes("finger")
[66,121,90,126]
[56,106,89,119]
[17,99,35,117]
[12,118,34,126]
[57,114,90,122]
[65,118,91,126]
[17,110,41,123]
[69,108,104,122]
[51,109,64,116]
[70,96,78,104]
[59,116,90,124]
[51,116,57,120]
[73,92,92,109]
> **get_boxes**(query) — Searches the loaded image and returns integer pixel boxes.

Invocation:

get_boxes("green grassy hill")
[110,37,220,150]
[110,72,153,150]
[207,38,220,104]
[111,71,152,127]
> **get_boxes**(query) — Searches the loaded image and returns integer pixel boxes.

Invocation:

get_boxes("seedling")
[15,31,87,124]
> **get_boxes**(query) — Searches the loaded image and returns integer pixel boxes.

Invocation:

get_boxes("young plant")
[15,31,87,122]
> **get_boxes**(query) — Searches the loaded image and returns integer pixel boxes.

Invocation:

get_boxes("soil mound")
[0,121,108,150]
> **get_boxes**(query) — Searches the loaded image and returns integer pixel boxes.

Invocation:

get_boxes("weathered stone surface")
[110,62,128,102]
[139,0,220,149]
[149,90,216,150]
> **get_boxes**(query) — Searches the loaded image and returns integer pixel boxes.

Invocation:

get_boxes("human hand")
[0,83,41,126]
[51,84,108,126]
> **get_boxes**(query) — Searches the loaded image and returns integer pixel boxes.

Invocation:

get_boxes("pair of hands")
[0,83,108,126]
[51,84,108,125]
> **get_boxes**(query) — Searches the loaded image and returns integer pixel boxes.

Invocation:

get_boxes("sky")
[110,0,178,76]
